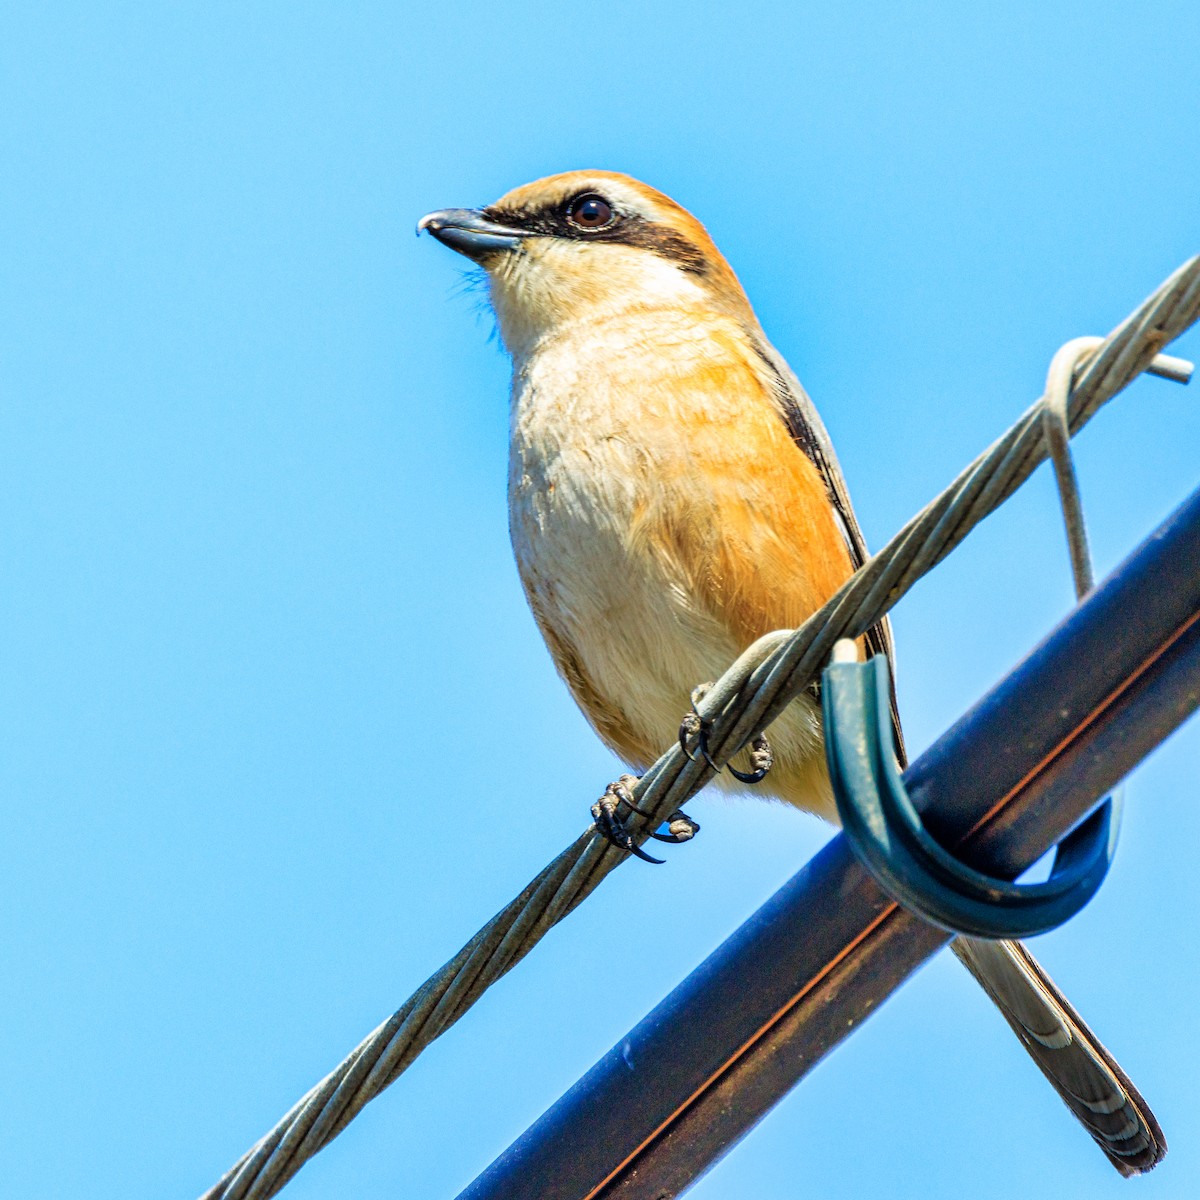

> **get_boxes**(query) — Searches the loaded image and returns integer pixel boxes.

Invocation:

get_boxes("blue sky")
[3,3,1199,1198]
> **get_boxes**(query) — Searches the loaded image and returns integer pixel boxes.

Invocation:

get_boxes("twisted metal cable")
[201,255,1200,1200]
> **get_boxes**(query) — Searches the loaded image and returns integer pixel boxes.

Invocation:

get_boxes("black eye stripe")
[481,198,708,275]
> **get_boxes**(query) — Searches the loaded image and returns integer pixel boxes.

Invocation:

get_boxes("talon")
[611,773,656,819]
[678,707,724,774]
[676,681,710,763]
[678,710,703,761]
[591,783,665,864]
[696,724,722,773]
[678,683,722,772]
[728,733,773,785]
[627,840,666,865]
[650,810,700,843]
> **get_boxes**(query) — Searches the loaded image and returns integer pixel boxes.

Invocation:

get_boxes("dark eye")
[567,194,615,230]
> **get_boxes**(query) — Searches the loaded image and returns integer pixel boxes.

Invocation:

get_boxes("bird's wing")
[750,335,906,764]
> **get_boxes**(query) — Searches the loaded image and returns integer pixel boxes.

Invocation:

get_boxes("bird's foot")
[678,683,774,785]
[591,774,700,863]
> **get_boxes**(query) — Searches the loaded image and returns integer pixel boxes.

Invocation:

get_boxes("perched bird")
[419,170,1164,1174]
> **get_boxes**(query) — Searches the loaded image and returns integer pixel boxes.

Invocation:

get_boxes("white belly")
[510,391,734,751]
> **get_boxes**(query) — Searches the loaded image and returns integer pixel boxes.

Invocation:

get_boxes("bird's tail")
[952,937,1165,1175]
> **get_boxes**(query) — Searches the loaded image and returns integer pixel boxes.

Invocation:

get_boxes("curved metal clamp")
[821,645,1122,939]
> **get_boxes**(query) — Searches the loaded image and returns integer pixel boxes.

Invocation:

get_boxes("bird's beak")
[417,208,526,262]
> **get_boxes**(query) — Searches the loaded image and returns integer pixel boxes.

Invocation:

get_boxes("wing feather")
[750,335,907,764]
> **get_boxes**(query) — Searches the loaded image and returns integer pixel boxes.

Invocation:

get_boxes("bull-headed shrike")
[420,170,1164,1174]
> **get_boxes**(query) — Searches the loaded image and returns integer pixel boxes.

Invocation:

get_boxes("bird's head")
[419,170,754,357]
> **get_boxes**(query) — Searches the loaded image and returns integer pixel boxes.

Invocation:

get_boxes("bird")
[419,170,1165,1175]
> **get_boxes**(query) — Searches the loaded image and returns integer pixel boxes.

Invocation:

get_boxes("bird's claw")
[678,683,720,770]
[677,683,773,785]
[678,709,704,761]
[590,775,699,863]
[649,810,701,843]
[728,733,774,785]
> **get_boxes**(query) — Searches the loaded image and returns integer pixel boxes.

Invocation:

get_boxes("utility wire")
[200,255,1200,1200]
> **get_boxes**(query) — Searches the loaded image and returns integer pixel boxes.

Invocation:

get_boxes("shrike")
[420,170,1163,1174]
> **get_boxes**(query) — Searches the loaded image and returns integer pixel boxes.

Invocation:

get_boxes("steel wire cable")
[201,254,1200,1200]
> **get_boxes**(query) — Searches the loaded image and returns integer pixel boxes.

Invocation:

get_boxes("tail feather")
[952,937,1165,1176]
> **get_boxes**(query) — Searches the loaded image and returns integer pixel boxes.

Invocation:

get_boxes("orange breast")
[634,340,856,647]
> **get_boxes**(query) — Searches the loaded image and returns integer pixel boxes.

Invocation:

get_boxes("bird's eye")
[567,194,615,230]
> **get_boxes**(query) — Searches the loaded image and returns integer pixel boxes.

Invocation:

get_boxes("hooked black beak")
[417,208,526,262]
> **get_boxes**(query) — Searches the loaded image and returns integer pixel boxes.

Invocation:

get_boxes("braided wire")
[201,254,1200,1200]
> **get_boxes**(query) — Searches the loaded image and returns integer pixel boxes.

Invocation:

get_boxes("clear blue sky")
[3,3,1199,1198]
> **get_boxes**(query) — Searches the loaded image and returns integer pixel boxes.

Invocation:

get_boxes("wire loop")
[823,650,1121,937]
